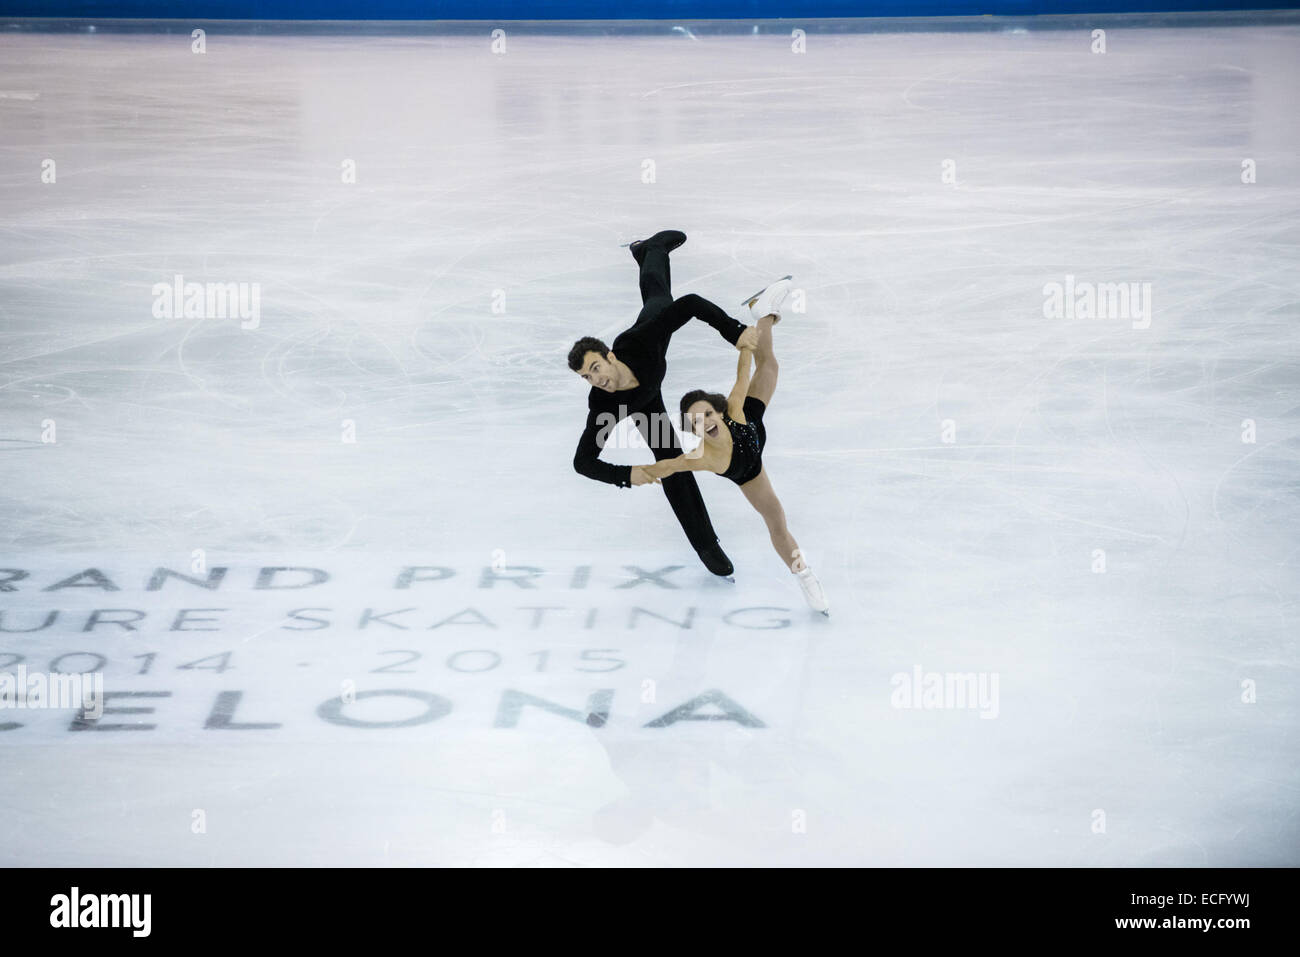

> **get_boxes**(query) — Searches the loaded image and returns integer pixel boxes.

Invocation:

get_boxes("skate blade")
[740,275,794,308]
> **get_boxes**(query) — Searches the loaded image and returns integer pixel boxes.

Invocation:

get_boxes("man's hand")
[736,327,759,351]
[630,466,660,486]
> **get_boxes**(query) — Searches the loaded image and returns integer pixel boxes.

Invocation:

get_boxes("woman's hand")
[630,465,661,486]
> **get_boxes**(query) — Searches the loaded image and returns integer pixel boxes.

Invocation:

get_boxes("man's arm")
[638,293,748,348]
[573,407,633,487]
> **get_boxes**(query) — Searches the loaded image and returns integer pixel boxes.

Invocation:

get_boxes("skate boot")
[625,230,687,264]
[741,275,793,322]
[697,542,735,580]
[790,549,829,615]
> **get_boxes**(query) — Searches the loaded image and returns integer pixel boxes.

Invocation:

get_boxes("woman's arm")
[726,348,754,422]
[643,454,710,481]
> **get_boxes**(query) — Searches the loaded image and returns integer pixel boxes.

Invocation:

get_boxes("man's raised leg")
[631,230,686,323]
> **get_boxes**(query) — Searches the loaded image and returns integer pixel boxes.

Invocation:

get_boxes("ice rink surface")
[1,17,1298,866]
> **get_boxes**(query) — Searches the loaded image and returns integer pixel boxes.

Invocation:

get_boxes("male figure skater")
[568,230,757,577]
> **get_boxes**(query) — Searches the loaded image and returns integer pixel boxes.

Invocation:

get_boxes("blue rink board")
[2,1,1298,25]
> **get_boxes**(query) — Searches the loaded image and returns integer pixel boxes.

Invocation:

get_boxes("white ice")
[0,19,1298,866]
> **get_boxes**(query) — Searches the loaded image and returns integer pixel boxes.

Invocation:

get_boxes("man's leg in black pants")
[625,231,734,578]
[633,242,675,324]
[636,394,735,578]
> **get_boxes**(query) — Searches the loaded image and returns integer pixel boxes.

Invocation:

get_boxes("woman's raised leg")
[746,314,780,407]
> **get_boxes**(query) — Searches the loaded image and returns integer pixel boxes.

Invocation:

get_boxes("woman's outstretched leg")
[747,313,780,406]
[739,472,797,565]
[740,471,829,614]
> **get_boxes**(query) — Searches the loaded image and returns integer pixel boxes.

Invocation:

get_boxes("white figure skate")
[741,275,793,323]
[790,549,829,616]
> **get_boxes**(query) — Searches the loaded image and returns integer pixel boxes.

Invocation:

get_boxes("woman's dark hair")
[567,336,611,372]
[679,390,727,429]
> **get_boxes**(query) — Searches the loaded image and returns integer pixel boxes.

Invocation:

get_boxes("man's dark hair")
[567,337,611,373]
[679,389,728,427]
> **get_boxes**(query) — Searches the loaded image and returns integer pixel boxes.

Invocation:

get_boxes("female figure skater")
[641,278,829,615]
